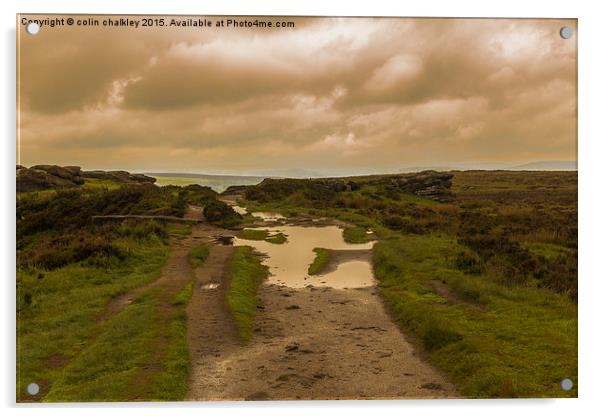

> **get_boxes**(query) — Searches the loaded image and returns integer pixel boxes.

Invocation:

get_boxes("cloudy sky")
[18,16,577,176]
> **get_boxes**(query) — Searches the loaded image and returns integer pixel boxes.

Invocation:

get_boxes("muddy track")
[186,282,457,400]
[185,242,240,399]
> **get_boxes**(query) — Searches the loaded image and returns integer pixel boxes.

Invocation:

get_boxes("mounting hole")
[560,378,573,391]
[25,22,40,35]
[26,382,40,395]
[559,26,573,40]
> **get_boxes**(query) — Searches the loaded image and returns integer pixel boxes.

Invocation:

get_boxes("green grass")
[522,242,572,260]
[308,248,331,275]
[166,223,191,236]
[226,246,269,342]
[81,178,122,191]
[373,234,577,398]
[238,229,269,240]
[44,290,161,401]
[343,226,372,243]
[265,233,287,244]
[149,281,195,401]
[36,268,196,402]
[188,244,210,268]
[16,239,168,401]
[238,228,287,244]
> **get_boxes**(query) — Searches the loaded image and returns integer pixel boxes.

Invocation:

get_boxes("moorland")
[16,164,577,401]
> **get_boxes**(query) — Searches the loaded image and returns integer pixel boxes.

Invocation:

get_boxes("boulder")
[17,165,156,192]
[82,170,156,184]
[31,165,84,184]
[17,166,80,192]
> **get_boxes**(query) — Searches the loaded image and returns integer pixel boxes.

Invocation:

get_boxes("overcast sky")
[18,16,577,175]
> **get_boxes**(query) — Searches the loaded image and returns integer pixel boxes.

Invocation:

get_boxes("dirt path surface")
[186,283,457,400]
[185,239,239,397]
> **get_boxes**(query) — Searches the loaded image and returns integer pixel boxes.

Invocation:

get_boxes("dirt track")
[185,241,457,400]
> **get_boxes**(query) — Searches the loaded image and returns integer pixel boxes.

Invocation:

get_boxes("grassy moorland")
[239,170,577,398]
[16,179,242,401]
[225,246,269,342]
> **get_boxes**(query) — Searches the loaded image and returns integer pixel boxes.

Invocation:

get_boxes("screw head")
[559,26,573,40]
[26,383,40,395]
[560,378,573,391]
[25,22,40,35]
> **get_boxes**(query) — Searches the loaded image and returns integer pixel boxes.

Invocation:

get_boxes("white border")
[3,1,601,415]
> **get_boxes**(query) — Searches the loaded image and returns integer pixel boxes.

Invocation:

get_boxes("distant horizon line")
[18,160,577,179]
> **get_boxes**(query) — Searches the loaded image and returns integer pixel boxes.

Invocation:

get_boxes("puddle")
[317,261,374,289]
[234,224,375,289]
[200,282,220,290]
[231,205,248,215]
[251,212,286,222]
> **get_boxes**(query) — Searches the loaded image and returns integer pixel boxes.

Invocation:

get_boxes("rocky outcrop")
[245,171,453,203]
[17,165,156,192]
[17,165,84,192]
[386,171,453,202]
[82,170,156,184]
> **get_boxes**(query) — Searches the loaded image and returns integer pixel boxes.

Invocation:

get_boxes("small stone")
[420,382,443,390]
[285,342,299,352]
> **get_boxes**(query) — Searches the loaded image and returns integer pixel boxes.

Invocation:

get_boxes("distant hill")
[244,168,325,178]
[399,166,456,173]
[510,161,577,171]
[146,172,266,192]
[146,172,266,180]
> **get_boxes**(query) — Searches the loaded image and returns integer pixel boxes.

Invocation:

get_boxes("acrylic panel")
[16,14,577,402]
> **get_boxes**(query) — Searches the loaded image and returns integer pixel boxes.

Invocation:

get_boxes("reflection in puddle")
[213,235,234,245]
[235,224,375,289]
[200,282,220,290]
[317,261,374,289]
[232,205,248,215]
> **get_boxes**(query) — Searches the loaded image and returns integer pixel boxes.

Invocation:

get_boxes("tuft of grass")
[81,178,122,191]
[238,229,269,241]
[151,281,196,400]
[308,248,331,275]
[172,281,195,306]
[239,228,287,244]
[226,246,269,342]
[166,223,191,236]
[343,226,372,244]
[265,232,287,244]
[522,242,572,260]
[188,244,209,268]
